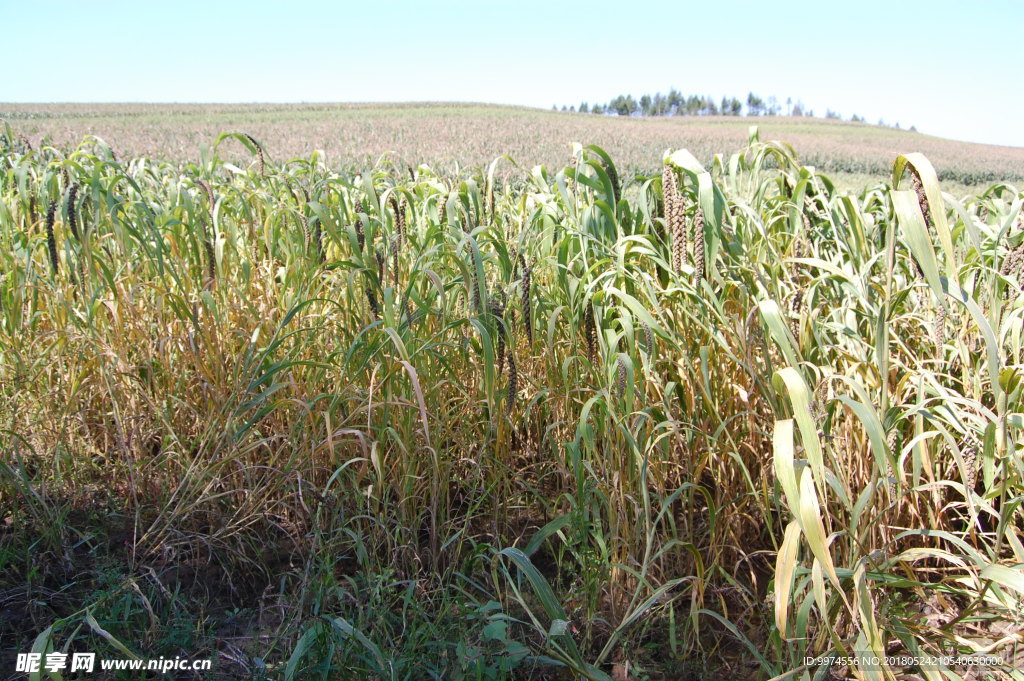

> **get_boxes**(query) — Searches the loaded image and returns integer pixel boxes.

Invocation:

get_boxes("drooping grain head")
[693,208,705,286]
[908,167,933,230]
[664,166,687,274]
[204,234,216,283]
[885,460,897,499]
[196,183,216,284]
[244,133,265,176]
[355,200,365,252]
[485,177,495,223]
[365,285,379,318]
[397,197,408,246]
[66,183,80,241]
[885,427,901,499]
[402,295,413,329]
[489,294,507,377]
[391,235,399,286]
[506,350,518,416]
[886,427,899,457]
[28,194,37,233]
[999,242,1024,301]
[312,220,324,263]
[616,355,626,399]
[300,212,311,251]
[75,250,87,295]
[45,199,59,274]
[197,179,215,209]
[520,260,533,345]
[812,378,830,423]
[960,443,978,492]
[468,251,485,315]
[388,196,400,238]
[788,289,804,342]
[584,305,597,365]
[603,158,620,205]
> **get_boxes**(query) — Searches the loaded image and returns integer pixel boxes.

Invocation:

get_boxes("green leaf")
[892,189,944,305]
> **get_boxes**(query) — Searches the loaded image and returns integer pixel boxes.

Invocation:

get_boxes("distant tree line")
[552,89,911,128]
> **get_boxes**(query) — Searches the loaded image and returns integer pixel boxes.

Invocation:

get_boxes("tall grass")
[1,124,1022,680]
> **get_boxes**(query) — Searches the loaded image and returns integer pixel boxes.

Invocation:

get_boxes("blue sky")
[2,0,1022,147]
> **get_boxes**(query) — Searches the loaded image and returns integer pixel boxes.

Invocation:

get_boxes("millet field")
[1,119,1023,680]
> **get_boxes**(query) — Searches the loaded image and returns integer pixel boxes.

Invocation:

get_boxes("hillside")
[4,102,1023,192]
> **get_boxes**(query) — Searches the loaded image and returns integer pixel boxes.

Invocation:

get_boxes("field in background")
[4,102,1024,194]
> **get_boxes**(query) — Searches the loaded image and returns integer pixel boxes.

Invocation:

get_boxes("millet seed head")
[45,199,59,274]
[66,183,80,241]
[693,208,706,285]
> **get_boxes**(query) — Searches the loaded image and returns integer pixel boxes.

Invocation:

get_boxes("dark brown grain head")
[45,199,59,274]
[355,200,365,252]
[65,184,80,241]
[28,194,37,233]
[391,235,399,286]
[584,305,596,364]
[603,158,620,205]
[390,195,406,247]
[506,350,517,416]
[490,294,507,377]
[641,321,653,356]
[365,285,379,318]
[398,197,407,245]
[520,259,532,345]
